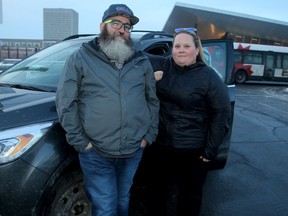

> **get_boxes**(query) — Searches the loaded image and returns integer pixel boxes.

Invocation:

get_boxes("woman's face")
[172,33,199,67]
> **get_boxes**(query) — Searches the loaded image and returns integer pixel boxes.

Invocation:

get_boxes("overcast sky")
[1,0,288,39]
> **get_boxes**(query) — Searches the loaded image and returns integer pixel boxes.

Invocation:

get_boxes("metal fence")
[0,46,39,61]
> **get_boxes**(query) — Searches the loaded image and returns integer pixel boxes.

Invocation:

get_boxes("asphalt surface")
[201,84,288,216]
[130,83,288,216]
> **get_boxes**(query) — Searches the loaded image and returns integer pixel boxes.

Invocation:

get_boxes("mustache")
[113,31,124,36]
[98,26,133,47]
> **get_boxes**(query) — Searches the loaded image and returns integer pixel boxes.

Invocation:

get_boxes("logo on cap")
[115,6,133,15]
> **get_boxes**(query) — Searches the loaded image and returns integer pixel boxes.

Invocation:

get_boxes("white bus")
[233,42,288,83]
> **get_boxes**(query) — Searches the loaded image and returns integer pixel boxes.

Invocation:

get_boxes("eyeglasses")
[104,19,133,33]
[175,27,197,34]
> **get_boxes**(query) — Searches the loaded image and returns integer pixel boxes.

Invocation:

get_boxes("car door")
[201,39,235,169]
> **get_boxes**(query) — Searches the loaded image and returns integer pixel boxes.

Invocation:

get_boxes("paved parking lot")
[201,84,288,216]
[130,84,288,216]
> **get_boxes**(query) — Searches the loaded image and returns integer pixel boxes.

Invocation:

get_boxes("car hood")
[0,86,58,130]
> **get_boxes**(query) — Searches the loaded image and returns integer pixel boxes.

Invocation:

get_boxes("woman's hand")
[200,156,211,162]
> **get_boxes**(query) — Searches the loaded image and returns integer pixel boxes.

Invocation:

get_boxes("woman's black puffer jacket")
[155,58,231,160]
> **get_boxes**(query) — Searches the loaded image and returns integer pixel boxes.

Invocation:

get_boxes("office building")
[43,8,78,40]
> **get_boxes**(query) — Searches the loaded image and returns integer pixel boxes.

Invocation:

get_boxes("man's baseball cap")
[102,4,139,25]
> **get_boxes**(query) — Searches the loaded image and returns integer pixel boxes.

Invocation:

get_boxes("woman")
[145,28,231,215]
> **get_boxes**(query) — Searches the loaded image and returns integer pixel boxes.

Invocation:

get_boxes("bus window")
[243,51,262,64]
[234,50,242,63]
[276,55,281,68]
[266,55,274,68]
[283,55,288,68]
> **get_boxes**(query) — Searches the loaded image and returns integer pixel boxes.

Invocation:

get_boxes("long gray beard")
[99,39,135,63]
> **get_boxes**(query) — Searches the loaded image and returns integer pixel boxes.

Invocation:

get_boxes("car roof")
[61,31,174,48]
[62,31,173,41]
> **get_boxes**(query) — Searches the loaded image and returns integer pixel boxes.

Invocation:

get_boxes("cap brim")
[105,13,139,25]
[130,16,139,25]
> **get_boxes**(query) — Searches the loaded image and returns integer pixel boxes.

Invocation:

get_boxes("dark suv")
[0,32,235,216]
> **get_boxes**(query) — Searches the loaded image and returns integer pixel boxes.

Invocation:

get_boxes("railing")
[0,46,39,61]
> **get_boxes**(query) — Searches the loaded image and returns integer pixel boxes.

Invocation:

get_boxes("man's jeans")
[79,147,144,216]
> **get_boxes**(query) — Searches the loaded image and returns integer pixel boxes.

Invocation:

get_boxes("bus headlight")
[0,122,52,164]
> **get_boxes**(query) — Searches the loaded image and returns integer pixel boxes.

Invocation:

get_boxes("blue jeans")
[79,147,144,216]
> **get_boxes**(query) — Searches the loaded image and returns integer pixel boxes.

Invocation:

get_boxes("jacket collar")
[171,58,206,72]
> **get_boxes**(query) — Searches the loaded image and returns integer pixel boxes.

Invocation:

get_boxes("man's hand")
[140,139,148,148]
[85,142,93,149]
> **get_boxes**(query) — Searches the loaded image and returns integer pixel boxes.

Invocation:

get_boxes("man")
[56,4,159,216]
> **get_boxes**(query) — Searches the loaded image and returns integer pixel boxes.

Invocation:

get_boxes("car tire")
[41,169,91,216]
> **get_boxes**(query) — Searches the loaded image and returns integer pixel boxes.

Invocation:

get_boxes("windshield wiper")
[9,66,49,73]
[0,83,54,92]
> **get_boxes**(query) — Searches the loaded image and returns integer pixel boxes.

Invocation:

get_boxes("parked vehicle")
[0,32,235,216]
[0,58,22,73]
[233,42,288,83]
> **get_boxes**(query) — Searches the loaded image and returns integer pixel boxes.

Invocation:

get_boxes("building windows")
[0,39,57,61]
[232,33,286,46]
[33,43,41,47]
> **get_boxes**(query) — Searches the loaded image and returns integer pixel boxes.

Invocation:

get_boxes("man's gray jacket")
[56,38,159,157]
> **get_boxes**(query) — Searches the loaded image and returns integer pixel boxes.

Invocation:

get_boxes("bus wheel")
[235,70,247,84]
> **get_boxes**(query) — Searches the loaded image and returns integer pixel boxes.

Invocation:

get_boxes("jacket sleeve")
[204,71,231,160]
[55,52,89,152]
[145,53,167,71]
[143,61,160,144]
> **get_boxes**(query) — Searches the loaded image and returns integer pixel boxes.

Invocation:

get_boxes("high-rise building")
[0,0,3,24]
[43,8,78,40]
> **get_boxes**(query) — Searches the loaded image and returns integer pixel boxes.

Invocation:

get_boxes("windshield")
[0,33,161,92]
[0,38,89,92]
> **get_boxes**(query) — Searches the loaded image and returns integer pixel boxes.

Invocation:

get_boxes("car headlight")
[0,122,52,164]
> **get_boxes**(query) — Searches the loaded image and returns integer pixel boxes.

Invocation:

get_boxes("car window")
[0,39,86,91]
[144,42,172,57]
[202,42,229,82]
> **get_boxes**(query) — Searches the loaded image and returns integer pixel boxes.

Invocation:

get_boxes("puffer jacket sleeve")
[203,70,231,160]
[56,52,89,152]
[143,61,160,144]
